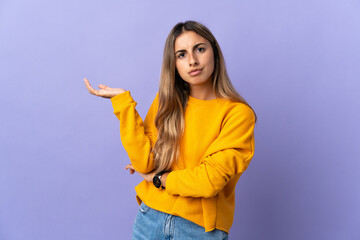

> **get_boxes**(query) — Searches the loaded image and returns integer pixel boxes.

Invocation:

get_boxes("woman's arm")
[164,105,256,198]
[110,91,159,173]
[84,78,158,173]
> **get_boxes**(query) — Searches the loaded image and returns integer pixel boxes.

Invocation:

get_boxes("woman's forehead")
[174,31,210,51]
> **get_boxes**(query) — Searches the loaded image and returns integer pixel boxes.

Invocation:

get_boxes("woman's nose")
[188,53,198,66]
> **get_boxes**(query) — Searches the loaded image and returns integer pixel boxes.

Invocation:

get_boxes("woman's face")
[174,31,215,89]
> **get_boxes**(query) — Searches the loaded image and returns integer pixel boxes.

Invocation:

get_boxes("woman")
[84,20,257,240]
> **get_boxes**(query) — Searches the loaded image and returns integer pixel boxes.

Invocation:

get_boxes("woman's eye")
[178,53,185,58]
[197,47,205,52]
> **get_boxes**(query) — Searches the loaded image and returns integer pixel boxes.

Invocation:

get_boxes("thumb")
[98,84,112,90]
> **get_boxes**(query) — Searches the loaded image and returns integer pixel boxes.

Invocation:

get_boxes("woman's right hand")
[83,78,126,99]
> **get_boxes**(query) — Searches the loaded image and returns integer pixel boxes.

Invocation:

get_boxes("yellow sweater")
[111,91,256,233]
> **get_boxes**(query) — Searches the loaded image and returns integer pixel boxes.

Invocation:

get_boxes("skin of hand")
[83,78,126,98]
[125,164,169,188]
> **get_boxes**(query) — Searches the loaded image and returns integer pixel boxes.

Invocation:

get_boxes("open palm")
[83,78,126,98]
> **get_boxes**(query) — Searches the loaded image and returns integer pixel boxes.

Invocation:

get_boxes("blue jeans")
[132,201,229,240]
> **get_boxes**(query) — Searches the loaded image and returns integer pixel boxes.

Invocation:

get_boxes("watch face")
[153,176,161,188]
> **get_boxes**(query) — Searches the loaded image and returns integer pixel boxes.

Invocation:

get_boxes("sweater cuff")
[110,91,134,112]
[165,171,178,195]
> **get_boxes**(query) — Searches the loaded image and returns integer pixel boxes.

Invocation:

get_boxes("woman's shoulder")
[220,98,253,113]
[219,98,255,123]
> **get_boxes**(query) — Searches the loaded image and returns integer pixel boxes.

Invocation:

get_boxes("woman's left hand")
[124,164,155,182]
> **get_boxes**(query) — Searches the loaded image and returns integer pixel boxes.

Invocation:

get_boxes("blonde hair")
[152,21,257,173]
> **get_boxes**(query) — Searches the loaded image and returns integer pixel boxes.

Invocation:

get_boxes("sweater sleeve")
[165,104,256,198]
[110,91,159,173]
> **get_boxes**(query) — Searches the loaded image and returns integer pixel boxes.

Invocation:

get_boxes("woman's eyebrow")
[175,43,206,54]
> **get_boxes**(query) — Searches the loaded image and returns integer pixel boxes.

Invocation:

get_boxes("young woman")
[84,21,257,240]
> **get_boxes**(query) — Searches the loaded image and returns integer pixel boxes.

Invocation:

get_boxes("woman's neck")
[189,81,216,100]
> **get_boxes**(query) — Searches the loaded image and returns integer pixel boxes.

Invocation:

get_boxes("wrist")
[117,89,126,95]
[150,172,156,183]
[152,171,169,189]
[161,172,169,188]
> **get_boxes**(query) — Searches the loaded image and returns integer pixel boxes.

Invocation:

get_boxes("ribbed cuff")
[165,171,177,195]
[110,91,134,112]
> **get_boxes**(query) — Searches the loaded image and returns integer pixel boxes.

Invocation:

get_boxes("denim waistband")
[132,201,228,240]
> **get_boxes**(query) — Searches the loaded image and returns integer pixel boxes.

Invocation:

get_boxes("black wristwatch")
[153,171,166,189]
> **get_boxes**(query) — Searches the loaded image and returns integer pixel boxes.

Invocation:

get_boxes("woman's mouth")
[189,68,202,76]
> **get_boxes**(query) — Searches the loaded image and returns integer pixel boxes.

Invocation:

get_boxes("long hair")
[152,21,257,173]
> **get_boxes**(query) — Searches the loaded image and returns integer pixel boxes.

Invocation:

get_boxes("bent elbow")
[203,191,217,198]
[202,184,223,198]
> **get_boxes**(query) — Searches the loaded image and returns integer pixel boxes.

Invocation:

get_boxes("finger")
[125,164,134,170]
[83,78,95,92]
[83,78,99,95]
[124,164,135,174]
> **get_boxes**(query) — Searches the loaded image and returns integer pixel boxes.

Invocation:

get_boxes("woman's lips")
[189,69,202,76]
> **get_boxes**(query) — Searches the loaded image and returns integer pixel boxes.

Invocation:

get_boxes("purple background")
[1,0,359,239]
